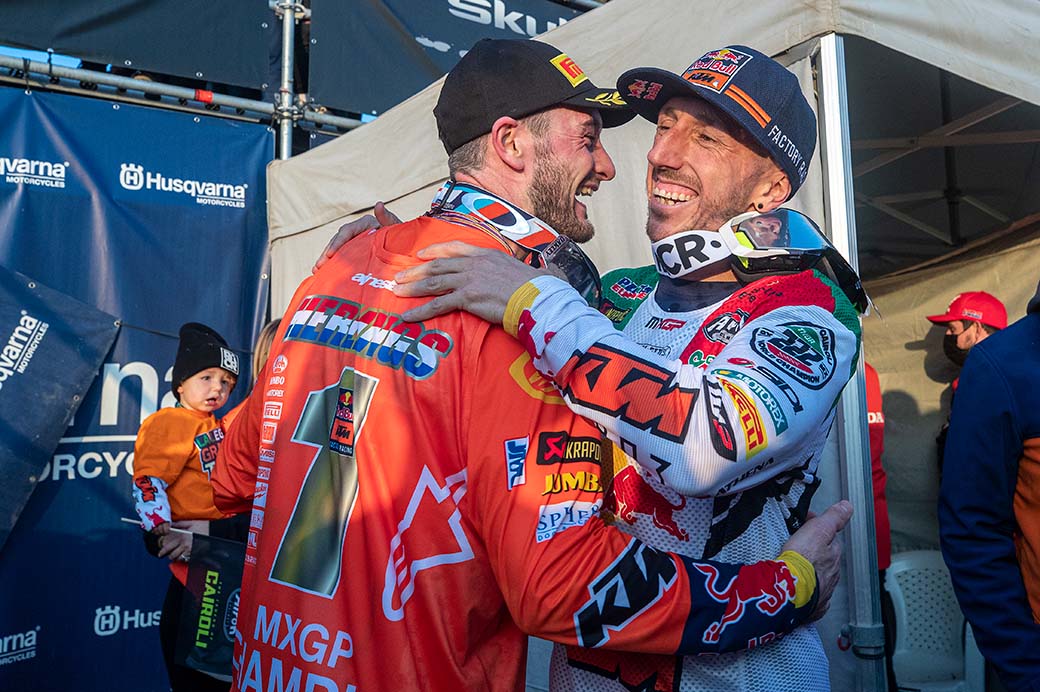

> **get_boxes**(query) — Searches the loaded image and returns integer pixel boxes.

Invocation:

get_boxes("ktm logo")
[559,345,697,442]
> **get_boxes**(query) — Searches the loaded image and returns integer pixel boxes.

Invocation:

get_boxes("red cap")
[926,291,1007,329]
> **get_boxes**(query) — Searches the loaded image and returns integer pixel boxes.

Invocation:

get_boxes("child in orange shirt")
[132,322,242,692]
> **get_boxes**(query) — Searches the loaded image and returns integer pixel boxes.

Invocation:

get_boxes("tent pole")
[275,1,300,160]
[817,33,887,692]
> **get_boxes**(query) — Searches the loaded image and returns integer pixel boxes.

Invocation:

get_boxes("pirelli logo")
[550,53,588,87]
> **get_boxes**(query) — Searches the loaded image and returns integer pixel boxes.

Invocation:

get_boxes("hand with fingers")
[156,519,209,563]
[313,202,401,273]
[781,500,853,621]
[393,241,546,323]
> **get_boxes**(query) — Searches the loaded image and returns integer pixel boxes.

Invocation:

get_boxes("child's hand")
[151,521,171,536]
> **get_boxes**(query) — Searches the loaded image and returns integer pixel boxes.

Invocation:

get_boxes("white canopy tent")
[265,2,1040,690]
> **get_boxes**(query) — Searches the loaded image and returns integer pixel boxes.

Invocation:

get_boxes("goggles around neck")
[649,208,869,313]
[428,180,603,307]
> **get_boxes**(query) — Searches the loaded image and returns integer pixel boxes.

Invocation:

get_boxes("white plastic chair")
[886,550,985,692]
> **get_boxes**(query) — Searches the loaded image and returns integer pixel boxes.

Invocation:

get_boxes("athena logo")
[119,163,145,190]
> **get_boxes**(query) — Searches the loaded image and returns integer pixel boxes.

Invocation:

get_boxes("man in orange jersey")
[214,39,850,692]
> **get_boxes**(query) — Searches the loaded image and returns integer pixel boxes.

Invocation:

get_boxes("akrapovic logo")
[0,156,67,188]
[119,163,247,208]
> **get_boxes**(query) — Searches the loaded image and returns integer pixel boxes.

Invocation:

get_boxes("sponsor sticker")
[550,53,587,87]
[536,431,602,465]
[749,321,836,390]
[719,379,768,458]
[626,79,663,101]
[702,309,750,344]
[260,421,277,445]
[504,437,528,490]
[508,353,565,405]
[712,368,789,434]
[681,48,753,94]
[262,401,282,420]
[193,426,224,476]
[536,499,601,542]
[329,388,356,456]
[609,277,653,301]
[542,470,602,495]
[704,379,737,461]
[271,355,288,373]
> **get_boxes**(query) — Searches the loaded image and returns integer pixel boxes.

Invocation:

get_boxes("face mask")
[942,333,970,366]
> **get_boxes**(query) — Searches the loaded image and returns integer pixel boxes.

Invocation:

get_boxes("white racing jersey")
[504,265,861,692]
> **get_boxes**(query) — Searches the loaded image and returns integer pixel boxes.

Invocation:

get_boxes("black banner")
[310,0,581,115]
[176,533,246,679]
[0,265,118,551]
[0,0,273,89]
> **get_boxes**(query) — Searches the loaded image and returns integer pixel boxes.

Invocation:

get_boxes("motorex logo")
[118,162,248,208]
[0,156,68,189]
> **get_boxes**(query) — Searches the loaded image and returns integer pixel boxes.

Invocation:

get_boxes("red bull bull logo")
[692,562,796,644]
[610,466,688,541]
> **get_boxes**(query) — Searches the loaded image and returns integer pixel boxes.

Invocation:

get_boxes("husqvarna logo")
[118,162,247,208]
[0,156,68,189]
[119,163,144,190]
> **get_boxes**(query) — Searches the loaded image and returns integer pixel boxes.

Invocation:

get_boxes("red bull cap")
[616,45,817,199]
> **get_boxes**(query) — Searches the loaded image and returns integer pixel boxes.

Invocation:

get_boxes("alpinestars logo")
[0,156,67,188]
[119,163,247,208]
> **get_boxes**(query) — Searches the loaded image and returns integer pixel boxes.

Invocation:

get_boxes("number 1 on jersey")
[270,366,378,597]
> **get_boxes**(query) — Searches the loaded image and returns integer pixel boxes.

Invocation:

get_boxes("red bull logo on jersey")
[610,466,688,541]
[285,295,453,380]
[692,562,796,644]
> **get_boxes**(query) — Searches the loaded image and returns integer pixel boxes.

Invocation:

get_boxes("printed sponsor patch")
[644,316,686,331]
[681,48,753,94]
[194,426,225,476]
[601,300,631,323]
[550,53,588,87]
[685,349,714,368]
[542,471,603,495]
[536,499,601,542]
[257,465,271,481]
[253,480,269,509]
[749,321,836,390]
[702,309,750,344]
[262,401,282,420]
[508,353,565,405]
[329,387,356,456]
[574,540,677,646]
[611,466,687,541]
[692,561,795,644]
[610,276,653,300]
[284,294,453,380]
[260,421,277,445]
[712,368,789,434]
[626,79,663,101]
[704,380,737,461]
[271,355,288,373]
[561,345,698,443]
[536,431,602,465]
[504,437,528,490]
[719,379,767,458]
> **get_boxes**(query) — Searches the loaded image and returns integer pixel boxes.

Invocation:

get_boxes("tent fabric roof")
[267,0,1039,246]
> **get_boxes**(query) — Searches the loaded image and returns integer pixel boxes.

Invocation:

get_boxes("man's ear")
[489,116,525,173]
[750,168,792,213]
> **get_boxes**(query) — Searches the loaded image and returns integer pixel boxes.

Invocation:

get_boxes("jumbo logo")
[508,353,565,405]
[550,53,587,87]
[542,471,602,495]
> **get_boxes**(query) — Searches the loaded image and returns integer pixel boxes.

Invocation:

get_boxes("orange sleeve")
[464,327,817,655]
[213,382,265,515]
[133,410,197,484]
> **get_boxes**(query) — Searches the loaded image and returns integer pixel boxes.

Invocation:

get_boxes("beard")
[644,168,762,241]
[528,148,595,243]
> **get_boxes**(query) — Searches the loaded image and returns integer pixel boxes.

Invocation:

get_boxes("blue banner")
[0,86,271,690]
[0,264,119,552]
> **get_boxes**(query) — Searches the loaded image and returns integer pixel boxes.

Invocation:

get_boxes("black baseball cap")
[618,46,817,198]
[435,38,635,155]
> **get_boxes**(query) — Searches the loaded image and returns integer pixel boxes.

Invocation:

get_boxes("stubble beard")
[528,147,595,244]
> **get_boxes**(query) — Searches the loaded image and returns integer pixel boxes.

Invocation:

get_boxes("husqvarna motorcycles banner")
[309,0,581,114]
[0,86,271,690]
[0,265,119,552]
